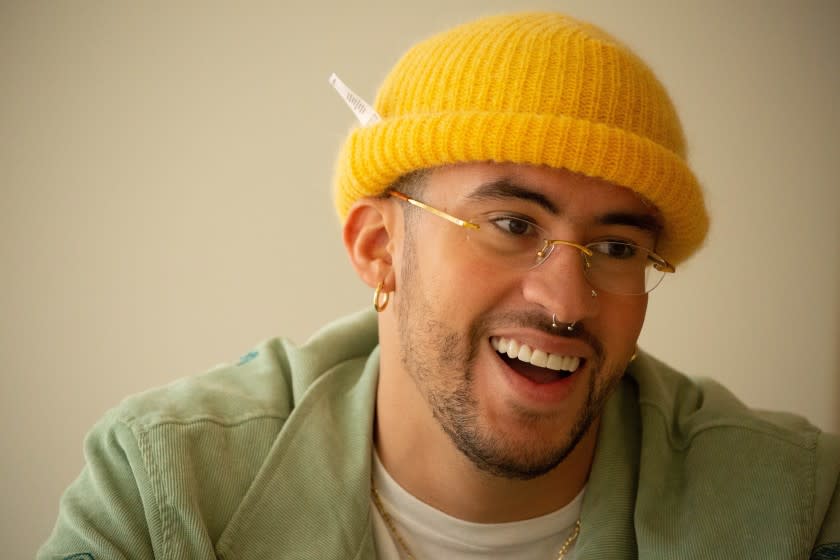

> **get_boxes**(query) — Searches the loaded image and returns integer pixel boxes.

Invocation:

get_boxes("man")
[40,12,839,559]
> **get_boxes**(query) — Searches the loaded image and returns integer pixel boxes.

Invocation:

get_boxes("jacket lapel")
[215,348,381,560]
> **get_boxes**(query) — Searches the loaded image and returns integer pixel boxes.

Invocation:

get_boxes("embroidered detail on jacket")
[812,543,840,560]
[237,350,259,366]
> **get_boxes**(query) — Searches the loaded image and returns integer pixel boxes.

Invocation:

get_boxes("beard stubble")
[395,248,624,480]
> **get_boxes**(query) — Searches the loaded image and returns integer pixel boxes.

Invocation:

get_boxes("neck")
[375,353,599,524]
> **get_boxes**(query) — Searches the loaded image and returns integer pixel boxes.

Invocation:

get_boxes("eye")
[489,216,537,236]
[589,241,638,260]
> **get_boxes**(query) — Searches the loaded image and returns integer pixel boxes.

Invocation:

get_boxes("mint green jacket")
[39,310,840,559]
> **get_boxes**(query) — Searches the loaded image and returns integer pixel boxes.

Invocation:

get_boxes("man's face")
[390,162,655,480]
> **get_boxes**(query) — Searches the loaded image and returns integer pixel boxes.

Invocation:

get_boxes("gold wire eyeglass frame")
[388,190,676,294]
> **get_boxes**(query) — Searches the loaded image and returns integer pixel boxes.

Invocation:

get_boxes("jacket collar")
[214,343,643,560]
[576,374,641,558]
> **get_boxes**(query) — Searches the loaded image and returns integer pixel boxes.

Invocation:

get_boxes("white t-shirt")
[371,452,583,560]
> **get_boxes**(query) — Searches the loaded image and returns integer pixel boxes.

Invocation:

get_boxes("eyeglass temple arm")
[389,191,480,230]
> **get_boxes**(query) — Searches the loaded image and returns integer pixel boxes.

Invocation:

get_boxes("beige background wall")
[3,0,838,555]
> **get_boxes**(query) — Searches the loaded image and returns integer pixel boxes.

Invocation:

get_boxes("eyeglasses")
[390,191,675,295]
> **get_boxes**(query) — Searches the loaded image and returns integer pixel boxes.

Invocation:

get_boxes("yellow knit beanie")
[333,12,708,265]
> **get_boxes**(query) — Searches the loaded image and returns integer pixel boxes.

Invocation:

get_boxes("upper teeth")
[491,336,581,373]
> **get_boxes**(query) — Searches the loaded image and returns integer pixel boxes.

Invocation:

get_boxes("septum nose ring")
[551,313,576,332]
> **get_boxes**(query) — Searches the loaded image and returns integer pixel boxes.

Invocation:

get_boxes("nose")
[521,242,598,326]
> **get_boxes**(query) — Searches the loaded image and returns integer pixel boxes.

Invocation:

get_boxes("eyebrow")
[464,177,662,236]
[598,211,663,236]
[464,179,560,214]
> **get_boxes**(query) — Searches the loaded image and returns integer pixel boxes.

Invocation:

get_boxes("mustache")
[475,310,604,357]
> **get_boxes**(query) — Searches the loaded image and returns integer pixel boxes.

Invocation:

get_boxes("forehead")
[425,162,658,217]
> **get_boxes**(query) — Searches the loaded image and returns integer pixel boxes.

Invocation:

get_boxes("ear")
[343,197,398,290]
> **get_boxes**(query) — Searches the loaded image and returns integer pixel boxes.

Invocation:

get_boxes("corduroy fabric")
[39,311,840,558]
[333,12,709,265]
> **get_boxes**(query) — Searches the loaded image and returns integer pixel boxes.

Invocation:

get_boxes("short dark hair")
[386,169,429,232]
[386,168,428,197]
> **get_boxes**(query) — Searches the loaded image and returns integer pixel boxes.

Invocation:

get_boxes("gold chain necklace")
[371,484,581,560]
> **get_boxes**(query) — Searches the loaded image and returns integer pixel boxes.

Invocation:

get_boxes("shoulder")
[629,350,831,450]
[112,308,379,431]
[629,350,840,547]
[50,310,380,551]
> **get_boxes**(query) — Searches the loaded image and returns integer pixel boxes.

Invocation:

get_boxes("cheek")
[406,232,515,310]
[600,295,648,352]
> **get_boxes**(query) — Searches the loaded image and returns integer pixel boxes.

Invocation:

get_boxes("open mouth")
[490,336,583,384]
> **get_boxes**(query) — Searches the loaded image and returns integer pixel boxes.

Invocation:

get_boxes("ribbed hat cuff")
[334,111,707,265]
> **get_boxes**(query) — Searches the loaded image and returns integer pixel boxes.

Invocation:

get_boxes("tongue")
[503,356,571,384]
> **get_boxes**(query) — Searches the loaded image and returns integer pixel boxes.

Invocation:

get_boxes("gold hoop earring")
[373,281,390,312]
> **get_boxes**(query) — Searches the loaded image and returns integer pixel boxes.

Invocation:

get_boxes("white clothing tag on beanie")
[329,73,382,126]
